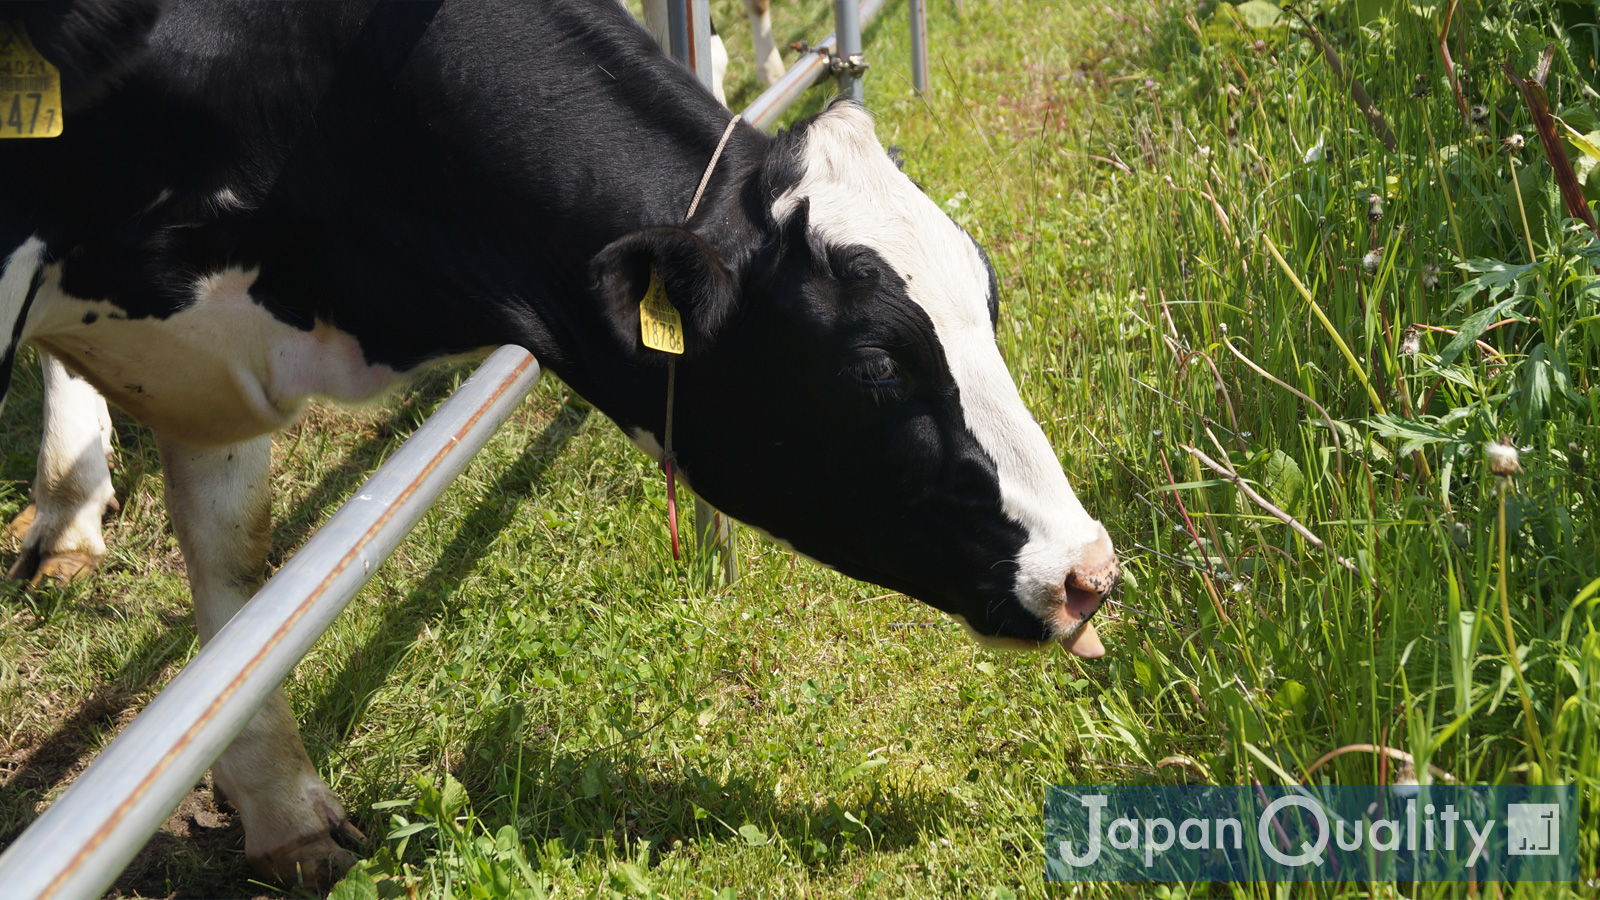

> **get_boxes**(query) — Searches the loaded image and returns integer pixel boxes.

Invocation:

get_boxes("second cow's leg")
[7,351,117,582]
[744,0,785,85]
[157,433,361,888]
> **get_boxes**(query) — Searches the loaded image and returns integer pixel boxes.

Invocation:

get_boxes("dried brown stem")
[1504,47,1599,236]
[1158,449,1231,624]
[1180,443,1369,582]
[1303,743,1459,783]
[1410,322,1510,364]
[1060,149,1132,175]
[1222,338,1342,460]
[1297,16,1397,152]
[1439,0,1470,123]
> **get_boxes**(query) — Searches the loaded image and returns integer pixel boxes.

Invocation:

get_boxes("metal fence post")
[667,0,739,584]
[909,0,928,95]
[833,0,864,102]
[667,0,713,88]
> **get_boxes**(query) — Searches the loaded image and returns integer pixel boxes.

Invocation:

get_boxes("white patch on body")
[1,237,48,400]
[19,263,407,446]
[772,105,1111,626]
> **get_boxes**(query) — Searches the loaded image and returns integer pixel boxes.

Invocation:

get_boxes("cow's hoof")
[7,548,100,584]
[251,829,361,890]
[5,504,35,540]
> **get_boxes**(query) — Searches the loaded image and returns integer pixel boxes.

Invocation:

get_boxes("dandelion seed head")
[1486,439,1521,477]
[1401,326,1421,356]
[1362,247,1384,273]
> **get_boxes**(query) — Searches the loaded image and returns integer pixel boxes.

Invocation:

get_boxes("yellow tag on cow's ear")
[0,22,63,138]
[639,266,685,355]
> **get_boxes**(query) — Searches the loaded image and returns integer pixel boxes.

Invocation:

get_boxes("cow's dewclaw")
[5,503,34,540]
[16,550,101,584]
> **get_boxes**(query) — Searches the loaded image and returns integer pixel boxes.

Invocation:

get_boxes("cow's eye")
[844,350,901,390]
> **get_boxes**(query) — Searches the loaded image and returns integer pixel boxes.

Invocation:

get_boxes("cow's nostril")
[1065,557,1120,599]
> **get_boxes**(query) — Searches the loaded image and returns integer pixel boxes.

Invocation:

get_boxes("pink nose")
[1059,529,1118,658]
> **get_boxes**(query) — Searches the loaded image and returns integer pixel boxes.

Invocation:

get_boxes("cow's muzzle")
[1056,535,1120,658]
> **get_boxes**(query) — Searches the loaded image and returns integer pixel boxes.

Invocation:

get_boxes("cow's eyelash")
[843,352,911,403]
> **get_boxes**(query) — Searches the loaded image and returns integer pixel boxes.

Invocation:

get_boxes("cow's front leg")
[157,434,361,889]
[7,351,117,582]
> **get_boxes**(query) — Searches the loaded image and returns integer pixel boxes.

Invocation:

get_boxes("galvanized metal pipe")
[0,346,541,900]
[909,0,928,95]
[740,0,886,129]
[667,0,713,87]
[668,0,740,582]
[833,0,865,103]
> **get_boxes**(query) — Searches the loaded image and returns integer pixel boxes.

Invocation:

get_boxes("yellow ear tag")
[639,266,685,355]
[0,22,62,138]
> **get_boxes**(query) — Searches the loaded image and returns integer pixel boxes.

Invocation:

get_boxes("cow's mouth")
[947,586,1106,657]
[1056,585,1106,658]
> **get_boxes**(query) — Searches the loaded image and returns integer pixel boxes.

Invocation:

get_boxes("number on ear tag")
[639,266,685,355]
[0,23,63,138]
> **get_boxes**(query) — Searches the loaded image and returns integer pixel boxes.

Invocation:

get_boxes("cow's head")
[591,103,1117,656]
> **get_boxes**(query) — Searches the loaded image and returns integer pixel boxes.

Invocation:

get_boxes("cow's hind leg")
[7,351,117,583]
[157,434,361,888]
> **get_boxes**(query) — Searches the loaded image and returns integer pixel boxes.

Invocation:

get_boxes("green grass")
[3,0,1600,897]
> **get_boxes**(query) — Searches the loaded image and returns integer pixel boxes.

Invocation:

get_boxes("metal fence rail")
[0,347,541,900]
[0,0,918,894]
[741,0,887,129]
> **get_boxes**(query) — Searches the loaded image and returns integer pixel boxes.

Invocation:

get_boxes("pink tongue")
[1065,621,1105,658]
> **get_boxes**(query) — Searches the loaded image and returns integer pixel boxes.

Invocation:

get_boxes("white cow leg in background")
[711,28,729,105]
[7,351,118,582]
[745,0,786,84]
[157,433,360,888]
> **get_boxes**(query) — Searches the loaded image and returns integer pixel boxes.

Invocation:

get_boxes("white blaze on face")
[772,105,1109,628]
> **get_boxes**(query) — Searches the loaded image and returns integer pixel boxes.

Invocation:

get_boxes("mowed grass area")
[3,0,1599,896]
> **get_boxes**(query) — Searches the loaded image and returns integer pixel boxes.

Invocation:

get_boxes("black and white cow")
[0,0,1118,887]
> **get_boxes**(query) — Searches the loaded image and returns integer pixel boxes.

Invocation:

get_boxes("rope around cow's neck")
[662,112,741,561]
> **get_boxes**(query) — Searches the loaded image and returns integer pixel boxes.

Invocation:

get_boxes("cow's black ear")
[589,226,739,360]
